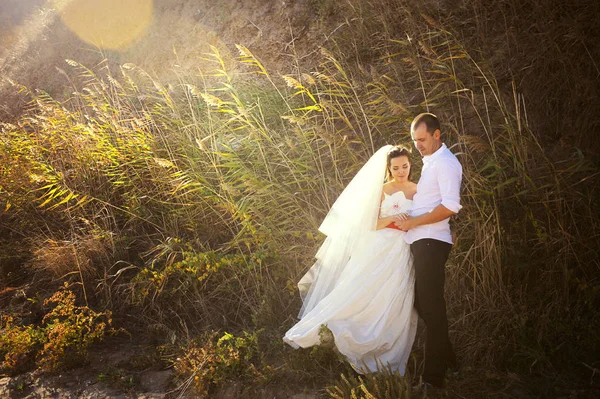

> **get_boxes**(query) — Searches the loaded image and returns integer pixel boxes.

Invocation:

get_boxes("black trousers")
[411,238,456,387]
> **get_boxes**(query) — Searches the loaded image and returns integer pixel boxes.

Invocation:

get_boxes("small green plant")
[173,330,270,397]
[0,315,44,374]
[326,367,410,399]
[97,366,137,391]
[318,324,335,349]
[0,284,114,373]
[131,245,284,333]
[37,285,114,371]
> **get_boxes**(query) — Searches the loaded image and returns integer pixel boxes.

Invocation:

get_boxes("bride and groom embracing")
[284,113,462,389]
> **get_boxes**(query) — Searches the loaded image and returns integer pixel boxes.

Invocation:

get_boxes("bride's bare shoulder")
[406,182,418,199]
[382,181,394,195]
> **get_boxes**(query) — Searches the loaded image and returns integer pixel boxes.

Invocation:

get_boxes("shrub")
[173,330,270,397]
[327,370,411,399]
[130,243,287,333]
[0,315,44,374]
[0,284,114,373]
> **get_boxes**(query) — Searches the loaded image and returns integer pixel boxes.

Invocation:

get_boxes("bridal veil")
[297,145,393,318]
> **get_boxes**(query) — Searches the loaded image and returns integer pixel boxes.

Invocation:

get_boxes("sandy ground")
[0,335,320,398]
[0,338,173,398]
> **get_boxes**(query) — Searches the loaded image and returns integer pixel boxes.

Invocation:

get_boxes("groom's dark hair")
[411,113,440,134]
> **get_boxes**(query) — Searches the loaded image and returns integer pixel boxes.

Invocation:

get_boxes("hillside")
[1,0,324,121]
[1,0,599,398]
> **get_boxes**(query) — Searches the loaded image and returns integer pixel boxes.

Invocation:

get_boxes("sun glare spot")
[54,0,153,50]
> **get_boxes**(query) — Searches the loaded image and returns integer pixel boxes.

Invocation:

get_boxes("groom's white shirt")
[405,143,462,245]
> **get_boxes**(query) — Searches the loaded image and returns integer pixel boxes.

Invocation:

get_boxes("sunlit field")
[1,0,599,397]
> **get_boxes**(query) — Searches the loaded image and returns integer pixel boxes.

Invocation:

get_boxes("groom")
[395,113,462,388]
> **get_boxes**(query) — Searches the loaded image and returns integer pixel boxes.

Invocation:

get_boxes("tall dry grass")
[0,0,599,396]
[314,0,600,386]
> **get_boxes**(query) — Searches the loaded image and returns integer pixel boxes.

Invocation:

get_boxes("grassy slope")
[1,0,599,398]
[0,0,320,121]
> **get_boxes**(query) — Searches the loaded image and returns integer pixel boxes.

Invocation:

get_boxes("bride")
[284,145,418,375]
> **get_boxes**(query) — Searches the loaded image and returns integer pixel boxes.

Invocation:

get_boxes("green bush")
[0,284,113,373]
[173,330,271,397]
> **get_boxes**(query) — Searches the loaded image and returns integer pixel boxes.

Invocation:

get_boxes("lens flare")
[54,0,153,50]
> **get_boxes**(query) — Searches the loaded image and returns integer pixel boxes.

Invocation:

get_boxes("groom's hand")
[393,213,413,231]
[394,214,416,231]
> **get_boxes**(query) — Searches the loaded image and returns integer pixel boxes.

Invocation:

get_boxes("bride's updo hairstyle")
[386,145,412,181]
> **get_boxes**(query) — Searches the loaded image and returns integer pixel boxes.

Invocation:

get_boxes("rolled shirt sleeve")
[437,158,463,214]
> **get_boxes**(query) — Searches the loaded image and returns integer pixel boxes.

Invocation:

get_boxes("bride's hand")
[394,213,412,231]
[394,213,409,221]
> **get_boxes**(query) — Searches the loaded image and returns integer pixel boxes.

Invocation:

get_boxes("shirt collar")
[423,143,447,164]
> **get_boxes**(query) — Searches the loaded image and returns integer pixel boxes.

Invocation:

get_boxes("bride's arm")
[376,192,391,230]
[377,213,409,230]
[376,215,397,230]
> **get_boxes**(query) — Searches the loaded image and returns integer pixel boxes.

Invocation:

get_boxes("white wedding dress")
[284,191,418,375]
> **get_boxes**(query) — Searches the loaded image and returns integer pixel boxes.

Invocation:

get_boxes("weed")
[97,366,137,392]
[0,315,44,374]
[0,284,114,373]
[327,367,410,399]
[172,330,270,397]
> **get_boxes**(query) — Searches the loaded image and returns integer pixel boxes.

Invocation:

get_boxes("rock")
[0,377,12,398]
[138,369,173,392]
[219,381,243,399]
